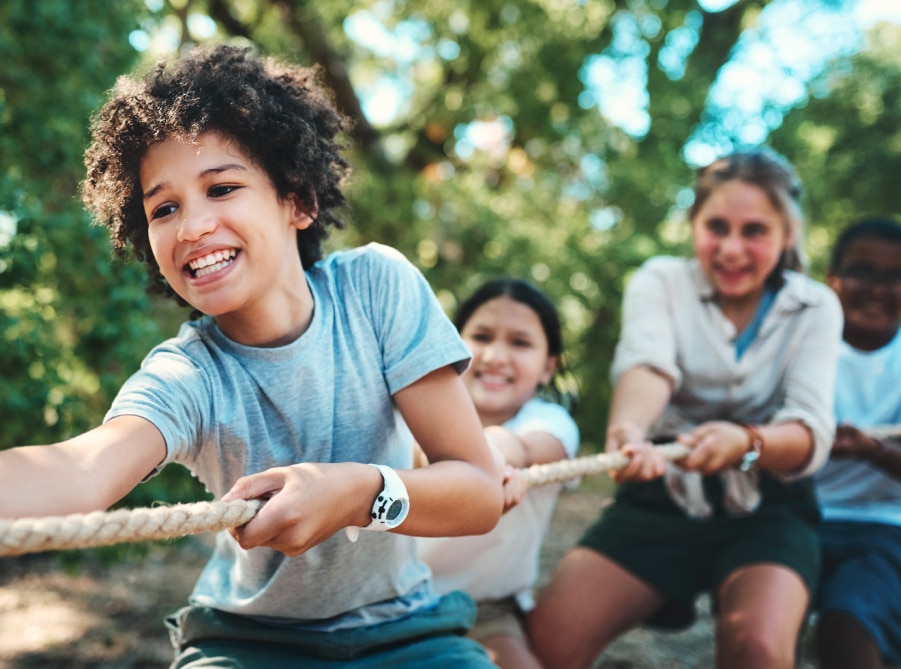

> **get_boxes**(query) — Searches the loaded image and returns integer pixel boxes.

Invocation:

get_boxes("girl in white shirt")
[419,278,579,669]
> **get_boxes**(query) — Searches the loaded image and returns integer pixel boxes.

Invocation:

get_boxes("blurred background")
[2,0,900,509]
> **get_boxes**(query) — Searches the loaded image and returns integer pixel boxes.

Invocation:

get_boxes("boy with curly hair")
[0,44,503,668]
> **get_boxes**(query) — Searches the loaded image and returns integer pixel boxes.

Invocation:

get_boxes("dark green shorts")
[579,475,821,629]
[166,590,495,668]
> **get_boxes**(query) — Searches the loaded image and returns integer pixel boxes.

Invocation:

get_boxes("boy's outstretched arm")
[0,416,167,518]
[225,365,503,555]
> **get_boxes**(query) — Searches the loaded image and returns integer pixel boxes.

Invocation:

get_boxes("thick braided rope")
[523,442,690,487]
[0,499,261,557]
[0,446,691,557]
[3,425,899,557]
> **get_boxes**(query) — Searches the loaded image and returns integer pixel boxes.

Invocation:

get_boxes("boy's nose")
[177,211,217,242]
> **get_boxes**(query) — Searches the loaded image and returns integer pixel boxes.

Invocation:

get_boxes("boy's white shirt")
[816,330,901,526]
[104,243,472,630]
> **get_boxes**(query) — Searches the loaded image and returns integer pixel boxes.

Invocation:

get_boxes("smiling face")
[828,236,901,351]
[691,179,791,312]
[459,295,557,426]
[140,131,316,344]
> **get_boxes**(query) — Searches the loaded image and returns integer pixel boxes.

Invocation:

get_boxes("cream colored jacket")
[612,256,843,517]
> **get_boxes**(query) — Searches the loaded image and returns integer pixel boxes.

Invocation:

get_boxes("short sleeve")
[355,244,471,394]
[611,258,683,389]
[512,399,580,458]
[104,340,211,475]
[771,283,843,479]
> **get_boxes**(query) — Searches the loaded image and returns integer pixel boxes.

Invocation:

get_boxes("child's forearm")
[397,459,502,537]
[0,417,166,519]
[0,444,109,517]
[607,365,673,439]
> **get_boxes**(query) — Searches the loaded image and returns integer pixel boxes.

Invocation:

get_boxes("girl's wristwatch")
[738,423,764,472]
[344,464,410,542]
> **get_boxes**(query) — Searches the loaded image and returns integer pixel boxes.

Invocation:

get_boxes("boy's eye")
[840,267,901,287]
[149,203,177,221]
[209,184,238,197]
[469,333,492,343]
[513,338,534,348]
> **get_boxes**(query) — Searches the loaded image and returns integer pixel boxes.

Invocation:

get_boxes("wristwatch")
[738,423,764,472]
[344,464,410,542]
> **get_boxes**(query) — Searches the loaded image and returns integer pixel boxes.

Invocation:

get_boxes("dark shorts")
[579,475,821,629]
[817,520,901,664]
[166,590,494,668]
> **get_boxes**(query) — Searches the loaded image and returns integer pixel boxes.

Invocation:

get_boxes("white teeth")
[188,250,237,277]
[194,259,232,278]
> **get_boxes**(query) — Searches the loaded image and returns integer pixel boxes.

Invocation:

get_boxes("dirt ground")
[0,478,825,669]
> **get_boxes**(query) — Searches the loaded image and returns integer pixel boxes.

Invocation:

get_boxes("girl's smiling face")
[140,132,315,343]
[460,295,557,426]
[691,179,791,311]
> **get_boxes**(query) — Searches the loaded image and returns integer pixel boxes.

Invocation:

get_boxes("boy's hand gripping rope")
[2,425,898,557]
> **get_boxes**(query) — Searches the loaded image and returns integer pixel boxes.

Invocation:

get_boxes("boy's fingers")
[222,469,287,502]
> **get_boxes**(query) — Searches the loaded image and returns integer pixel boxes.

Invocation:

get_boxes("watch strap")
[344,464,410,543]
[737,423,764,472]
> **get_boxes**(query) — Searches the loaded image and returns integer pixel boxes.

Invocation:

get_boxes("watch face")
[386,499,404,522]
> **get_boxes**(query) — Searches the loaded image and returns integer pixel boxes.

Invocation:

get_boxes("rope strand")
[0,499,260,557]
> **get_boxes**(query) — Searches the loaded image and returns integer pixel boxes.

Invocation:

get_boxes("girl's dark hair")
[690,147,805,287]
[455,278,576,408]
[82,43,351,305]
[829,217,901,271]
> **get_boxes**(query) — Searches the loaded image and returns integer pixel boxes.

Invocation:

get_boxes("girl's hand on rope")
[483,427,527,512]
[501,465,527,513]
[606,422,667,483]
[675,421,750,474]
[222,462,378,557]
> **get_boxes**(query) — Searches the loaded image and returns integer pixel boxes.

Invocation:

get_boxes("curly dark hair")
[82,43,352,304]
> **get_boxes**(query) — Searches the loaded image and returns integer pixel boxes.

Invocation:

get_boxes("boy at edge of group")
[814,217,901,669]
[0,44,504,668]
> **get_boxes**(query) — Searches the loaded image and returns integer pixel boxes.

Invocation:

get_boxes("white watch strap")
[344,464,409,542]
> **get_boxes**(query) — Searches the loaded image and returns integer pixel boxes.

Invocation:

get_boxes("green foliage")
[770,24,901,278]
[0,0,206,506]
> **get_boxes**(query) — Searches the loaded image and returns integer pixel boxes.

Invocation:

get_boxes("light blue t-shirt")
[815,331,901,526]
[105,243,471,629]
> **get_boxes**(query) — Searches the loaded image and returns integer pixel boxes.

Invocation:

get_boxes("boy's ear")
[826,270,841,293]
[288,193,318,230]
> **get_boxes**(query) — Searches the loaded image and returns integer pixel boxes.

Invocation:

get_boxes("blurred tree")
[770,22,901,276]
[0,0,152,445]
[0,0,203,513]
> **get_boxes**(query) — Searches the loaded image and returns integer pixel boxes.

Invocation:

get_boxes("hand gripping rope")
[2,425,897,557]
